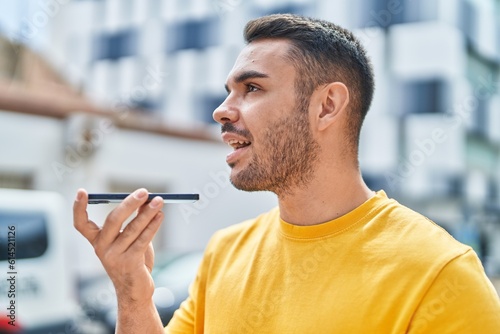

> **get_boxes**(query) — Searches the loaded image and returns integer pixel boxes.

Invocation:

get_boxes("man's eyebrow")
[224,70,269,92]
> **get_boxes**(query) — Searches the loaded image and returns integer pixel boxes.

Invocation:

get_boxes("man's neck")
[277,164,374,226]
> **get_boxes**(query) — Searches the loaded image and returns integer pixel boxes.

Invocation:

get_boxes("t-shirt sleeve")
[407,249,500,333]
[164,230,223,334]
[164,282,197,333]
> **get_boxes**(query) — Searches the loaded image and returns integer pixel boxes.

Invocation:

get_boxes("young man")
[74,14,500,333]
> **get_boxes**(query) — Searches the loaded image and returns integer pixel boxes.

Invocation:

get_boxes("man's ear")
[316,82,349,132]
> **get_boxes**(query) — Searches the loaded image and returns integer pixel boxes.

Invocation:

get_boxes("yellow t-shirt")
[165,191,500,333]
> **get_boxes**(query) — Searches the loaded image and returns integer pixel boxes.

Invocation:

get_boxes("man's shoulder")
[372,195,471,264]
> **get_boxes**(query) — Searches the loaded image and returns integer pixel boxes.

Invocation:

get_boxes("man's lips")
[226,144,251,165]
[221,132,252,164]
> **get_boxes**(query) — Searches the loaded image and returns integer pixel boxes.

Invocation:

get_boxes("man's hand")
[73,188,165,333]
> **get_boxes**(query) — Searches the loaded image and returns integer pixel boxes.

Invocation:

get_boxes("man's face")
[213,39,320,196]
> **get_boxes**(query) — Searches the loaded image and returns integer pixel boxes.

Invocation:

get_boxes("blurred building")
[0,0,499,285]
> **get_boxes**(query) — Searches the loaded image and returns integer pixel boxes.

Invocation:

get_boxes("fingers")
[112,196,164,254]
[98,188,151,245]
[73,188,101,243]
[129,211,164,256]
[73,188,164,263]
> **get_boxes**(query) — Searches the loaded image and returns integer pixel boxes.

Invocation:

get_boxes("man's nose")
[213,96,239,125]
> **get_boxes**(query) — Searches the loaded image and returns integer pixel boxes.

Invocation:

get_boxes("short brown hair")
[244,14,375,154]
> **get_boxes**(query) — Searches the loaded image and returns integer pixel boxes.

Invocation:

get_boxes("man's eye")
[246,84,259,92]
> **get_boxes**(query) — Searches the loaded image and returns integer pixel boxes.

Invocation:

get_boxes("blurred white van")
[0,188,81,333]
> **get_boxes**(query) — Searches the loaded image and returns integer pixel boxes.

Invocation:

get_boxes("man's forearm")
[115,297,165,334]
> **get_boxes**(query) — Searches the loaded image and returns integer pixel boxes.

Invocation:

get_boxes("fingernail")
[149,197,162,208]
[134,188,148,199]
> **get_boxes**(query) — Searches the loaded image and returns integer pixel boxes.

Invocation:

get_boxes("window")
[0,172,33,189]
[470,98,488,137]
[166,18,219,53]
[459,0,477,44]
[0,211,48,260]
[359,0,438,28]
[198,94,226,123]
[132,98,162,113]
[362,173,393,195]
[93,28,138,61]
[395,79,448,114]
[359,0,402,28]
[487,176,497,204]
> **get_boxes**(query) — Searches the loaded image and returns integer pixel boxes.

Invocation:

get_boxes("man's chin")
[229,171,266,192]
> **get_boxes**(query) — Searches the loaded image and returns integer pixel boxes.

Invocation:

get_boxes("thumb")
[73,188,101,243]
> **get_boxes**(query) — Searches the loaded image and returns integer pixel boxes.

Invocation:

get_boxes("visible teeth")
[228,139,250,145]
[227,139,251,148]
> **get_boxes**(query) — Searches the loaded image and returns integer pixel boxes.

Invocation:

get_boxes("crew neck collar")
[278,190,389,240]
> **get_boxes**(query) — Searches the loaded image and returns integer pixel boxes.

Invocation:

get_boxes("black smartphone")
[88,193,199,204]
